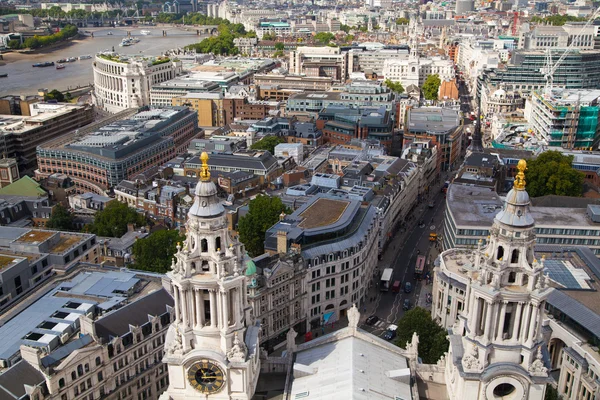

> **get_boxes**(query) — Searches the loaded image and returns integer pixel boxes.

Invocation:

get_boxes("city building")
[518,23,595,50]
[36,107,199,195]
[288,46,349,82]
[0,157,20,187]
[68,192,116,214]
[481,87,525,119]
[246,252,307,351]
[405,107,464,171]
[254,73,335,92]
[98,228,149,267]
[442,182,600,255]
[438,160,551,399]
[264,193,379,331]
[0,267,173,400]
[0,226,98,313]
[525,89,600,149]
[160,152,261,399]
[93,53,183,113]
[151,80,221,108]
[170,93,226,127]
[0,103,94,171]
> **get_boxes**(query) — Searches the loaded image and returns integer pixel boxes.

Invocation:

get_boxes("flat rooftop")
[0,255,25,271]
[298,198,350,229]
[447,184,503,227]
[15,230,55,244]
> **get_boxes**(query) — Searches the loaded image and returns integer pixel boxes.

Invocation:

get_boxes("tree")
[132,229,184,273]
[340,24,351,33]
[525,151,584,197]
[238,195,290,257]
[44,89,65,102]
[396,17,410,25]
[274,42,284,51]
[87,201,147,237]
[250,135,285,154]
[46,203,74,231]
[422,74,442,101]
[7,39,21,49]
[544,385,559,400]
[314,32,335,45]
[384,79,404,94]
[395,307,449,364]
[262,32,277,41]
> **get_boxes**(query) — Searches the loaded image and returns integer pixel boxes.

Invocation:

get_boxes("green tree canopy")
[396,17,410,25]
[132,229,185,273]
[87,201,147,238]
[384,79,404,94]
[46,203,74,231]
[340,24,351,33]
[262,32,277,41]
[238,195,290,257]
[274,42,284,51]
[530,15,586,26]
[422,74,441,101]
[524,151,584,197]
[44,89,65,102]
[395,307,449,364]
[250,135,286,154]
[314,32,335,45]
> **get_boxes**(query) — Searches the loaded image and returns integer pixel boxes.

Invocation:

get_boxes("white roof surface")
[290,334,412,400]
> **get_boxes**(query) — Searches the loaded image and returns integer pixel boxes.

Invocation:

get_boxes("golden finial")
[513,159,527,190]
[200,152,210,182]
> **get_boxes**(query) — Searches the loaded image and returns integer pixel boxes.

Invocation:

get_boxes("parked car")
[404,282,412,293]
[383,324,398,340]
[403,299,412,311]
[365,315,379,326]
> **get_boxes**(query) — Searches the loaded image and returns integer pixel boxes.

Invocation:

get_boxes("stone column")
[520,303,532,341]
[469,296,481,334]
[496,302,508,341]
[209,289,217,328]
[233,288,240,325]
[512,302,523,340]
[221,289,229,329]
[484,301,494,340]
[181,288,188,328]
[173,285,181,323]
[528,304,539,342]
[198,289,205,327]
[195,289,202,329]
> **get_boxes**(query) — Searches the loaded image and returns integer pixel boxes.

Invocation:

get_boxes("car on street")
[428,201,434,208]
[404,282,412,293]
[383,324,398,340]
[365,315,379,326]
[403,299,411,310]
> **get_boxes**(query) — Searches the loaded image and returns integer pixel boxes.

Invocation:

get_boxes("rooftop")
[15,230,55,244]
[0,176,47,197]
[298,198,350,229]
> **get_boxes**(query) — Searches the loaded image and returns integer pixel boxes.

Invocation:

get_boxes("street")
[360,185,447,337]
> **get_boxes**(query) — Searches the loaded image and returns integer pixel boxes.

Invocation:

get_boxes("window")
[95,357,101,366]
[98,371,103,382]
[59,378,65,388]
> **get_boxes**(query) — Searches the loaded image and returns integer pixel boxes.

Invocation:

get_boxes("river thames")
[0,27,206,96]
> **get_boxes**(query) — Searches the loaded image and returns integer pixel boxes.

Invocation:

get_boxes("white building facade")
[160,152,260,399]
[93,54,183,114]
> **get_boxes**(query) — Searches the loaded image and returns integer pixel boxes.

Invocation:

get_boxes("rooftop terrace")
[15,230,55,244]
[298,198,350,229]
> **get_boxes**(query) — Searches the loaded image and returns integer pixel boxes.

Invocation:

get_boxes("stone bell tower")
[445,160,551,400]
[161,152,260,399]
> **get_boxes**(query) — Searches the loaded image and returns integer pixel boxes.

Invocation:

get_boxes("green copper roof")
[245,259,257,276]
[0,176,46,197]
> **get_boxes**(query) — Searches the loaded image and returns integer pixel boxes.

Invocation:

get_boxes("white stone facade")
[161,153,260,400]
[93,55,182,114]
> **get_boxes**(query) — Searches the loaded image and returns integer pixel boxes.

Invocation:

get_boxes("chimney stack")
[277,230,288,254]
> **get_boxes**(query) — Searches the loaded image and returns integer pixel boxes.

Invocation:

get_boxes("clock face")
[187,360,226,394]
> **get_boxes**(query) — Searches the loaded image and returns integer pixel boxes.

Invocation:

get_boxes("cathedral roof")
[245,259,257,276]
[188,152,225,218]
[494,159,534,228]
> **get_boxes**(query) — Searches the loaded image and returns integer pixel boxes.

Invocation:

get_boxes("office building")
[36,107,199,194]
[525,89,600,149]
[93,53,183,113]
[288,46,349,82]
[0,103,94,171]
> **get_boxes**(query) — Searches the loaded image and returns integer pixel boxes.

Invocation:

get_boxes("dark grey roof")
[41,334,94,368]
[531,195,600,208]
[95,288,173,341]
[187,151,278,172]
[0,360,45,399]
[547,289,600,337]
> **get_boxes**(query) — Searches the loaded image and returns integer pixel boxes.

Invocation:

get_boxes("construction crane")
[512,11,519,36]
[541,5,600,93]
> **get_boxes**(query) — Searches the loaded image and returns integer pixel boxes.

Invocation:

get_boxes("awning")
[323,311,337,325]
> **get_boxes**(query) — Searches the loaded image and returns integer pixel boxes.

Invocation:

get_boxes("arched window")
[191,262,196,271]
[497,246,504,260]
[95,357,101,366]
[77,364,83,377]
[511,249,519,263]
[314,258,319,266]
[508,271,516,283]
[201,239,208,253]
[215,237,221,251]
[84,363,89,373]
[155,323,159,332]
[523,275,529,287]
[202,260,209,271]
[412,66,416,72]
[71,371,77,381]
[59,378,65,388]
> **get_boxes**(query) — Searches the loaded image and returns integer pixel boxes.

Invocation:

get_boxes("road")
[361,186,447,336]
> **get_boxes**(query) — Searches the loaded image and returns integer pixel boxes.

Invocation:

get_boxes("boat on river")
[107,31,113,35]
[56,64,65,70]
[79,55,92,60]
[140,30,151,35]
[0,73,7,78]
[65,57,77,62]
[57,59,67,63]
[32,62,54,67]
